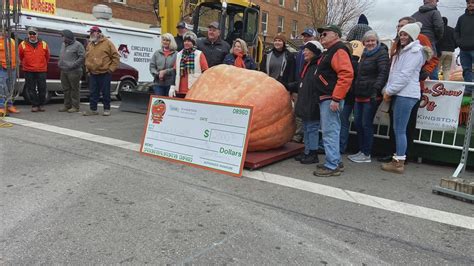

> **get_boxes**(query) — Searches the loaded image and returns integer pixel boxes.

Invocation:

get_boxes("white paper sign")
[417,80,465,131]
[140,96,253,176]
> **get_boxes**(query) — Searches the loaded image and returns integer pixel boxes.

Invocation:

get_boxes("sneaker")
[317,162,344,172]
[31,106,39,112]
[313,166,341,177]
[103,110,111,116]
[58,106,70,112]
[350,153,371,163]
[67,107,80,113]
[348,151,363,160]
[83,110,99,116]
[38,106,46,112]
[7,106,20,113]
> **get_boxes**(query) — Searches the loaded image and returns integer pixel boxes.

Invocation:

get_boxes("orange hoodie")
[0,37,16,69]
[19,39,50,72]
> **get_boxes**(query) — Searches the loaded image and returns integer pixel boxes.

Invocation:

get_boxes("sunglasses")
[320,32,329,37]
[28,32,36,35]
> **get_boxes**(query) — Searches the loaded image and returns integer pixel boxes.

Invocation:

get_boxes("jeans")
[61,71,82,109]
[153,85,170,96]
[320,100,343,170]
[0,68,16,106]
[392,96,418,158]
[354,100,380,156]
[303,120,320,154]
[25,71,47,107]
[429,65,439,80]
[459,50,474,95]
[89,73,112,111]
[339,103,353,154]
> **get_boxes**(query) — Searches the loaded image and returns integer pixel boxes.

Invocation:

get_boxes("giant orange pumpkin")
[185,65,295,151]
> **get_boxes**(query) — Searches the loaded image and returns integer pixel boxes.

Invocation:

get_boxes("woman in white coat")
[382,22,428,174]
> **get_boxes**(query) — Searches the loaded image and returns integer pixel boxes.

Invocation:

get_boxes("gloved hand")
[168,86,176,97]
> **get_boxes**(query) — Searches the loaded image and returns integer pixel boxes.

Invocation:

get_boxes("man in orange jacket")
[0,30,19,115]
[314,24,355,177]
[19,27,50,112]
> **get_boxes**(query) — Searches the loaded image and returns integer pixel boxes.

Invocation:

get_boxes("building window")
[278,16,284,33]
[292,20,298,38]
[294,0,299,11]
[261,12,268,34]
[279,0,285,7]
[112,0,126,3]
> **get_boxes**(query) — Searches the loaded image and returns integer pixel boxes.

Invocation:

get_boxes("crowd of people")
[0,0,473,176]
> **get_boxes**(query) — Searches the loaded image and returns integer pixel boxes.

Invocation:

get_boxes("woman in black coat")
[348,30,390,163]
[288,41,324,164]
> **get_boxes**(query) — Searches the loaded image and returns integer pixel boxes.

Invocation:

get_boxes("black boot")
[294,152,306,161]
[300,150,319,164]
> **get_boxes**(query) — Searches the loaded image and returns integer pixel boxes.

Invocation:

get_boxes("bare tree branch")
[305,0,375,33]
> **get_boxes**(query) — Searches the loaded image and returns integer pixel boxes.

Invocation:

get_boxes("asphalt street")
[1,101,473,264]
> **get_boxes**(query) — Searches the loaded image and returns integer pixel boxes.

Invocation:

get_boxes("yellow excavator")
[155,0,263,63]
[119,0,263,113]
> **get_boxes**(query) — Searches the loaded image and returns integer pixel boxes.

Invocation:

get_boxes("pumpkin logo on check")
[151,99,166,124]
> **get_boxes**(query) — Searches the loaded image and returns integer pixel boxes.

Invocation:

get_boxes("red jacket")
[19,39,50,72]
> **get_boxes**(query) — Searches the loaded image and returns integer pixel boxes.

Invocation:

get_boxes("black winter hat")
[62,29,75,41]
[358,14,369,25]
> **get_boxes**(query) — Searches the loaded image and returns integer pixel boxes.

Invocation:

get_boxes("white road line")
[80,103,120,109]
[5,117,474,230]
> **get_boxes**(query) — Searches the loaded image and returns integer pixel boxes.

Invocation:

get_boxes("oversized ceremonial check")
[140,96,253,176]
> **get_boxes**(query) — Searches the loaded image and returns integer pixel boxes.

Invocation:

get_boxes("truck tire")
[116,79,136,101]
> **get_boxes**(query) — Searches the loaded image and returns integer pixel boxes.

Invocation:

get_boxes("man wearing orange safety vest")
[19,27,50,112]
[0,30,19,115]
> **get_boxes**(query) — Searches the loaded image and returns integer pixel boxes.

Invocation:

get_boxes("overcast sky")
[365,0,468,39]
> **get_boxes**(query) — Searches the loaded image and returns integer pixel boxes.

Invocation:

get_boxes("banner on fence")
[416,80,465,131]
[374,80,466,131]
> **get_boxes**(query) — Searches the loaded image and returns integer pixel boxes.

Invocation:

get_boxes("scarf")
[233,51,245,68]
[363,43,381,57]
[180,47,196,77]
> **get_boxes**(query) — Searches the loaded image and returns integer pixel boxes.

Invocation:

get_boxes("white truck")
[20,11,161,83]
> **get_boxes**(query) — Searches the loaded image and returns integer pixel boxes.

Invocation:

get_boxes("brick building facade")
[55,0,317,41]
[56,0,158,28]
[254,0,315,42]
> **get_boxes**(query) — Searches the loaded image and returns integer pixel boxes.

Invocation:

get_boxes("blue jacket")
[295,46,305,81]
[223,53,256,70]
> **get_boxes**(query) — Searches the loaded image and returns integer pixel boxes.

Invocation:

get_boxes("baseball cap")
[176,21,186,29]
[27,27,38,34]
[317,24,342,37]
[301,28,315,37]
[208,21,219,29]
[88,26,102,33]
